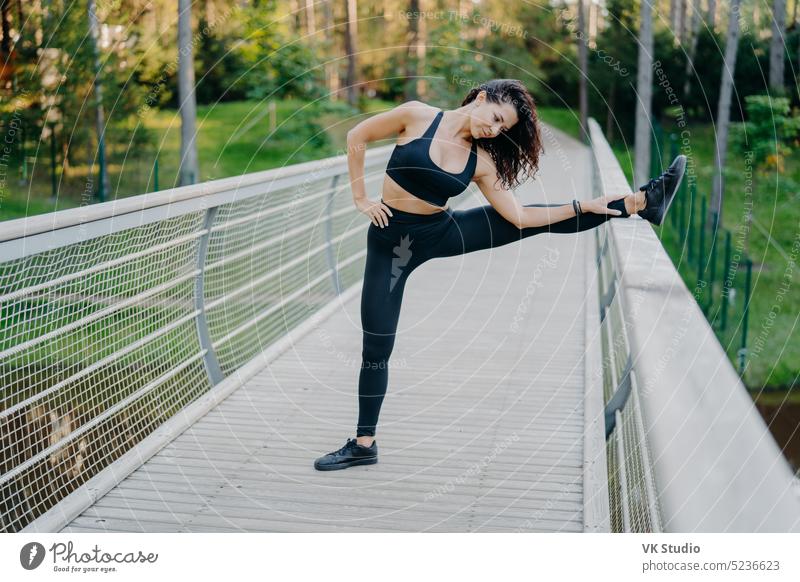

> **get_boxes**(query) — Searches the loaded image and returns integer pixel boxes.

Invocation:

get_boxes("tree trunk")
[710,0,742,226]
[1,0,11,58]
[87,0,109,202]
[33,0,43,48]
[178,0,199,186]
[305,0,316,38]
[344,0,358,107]
[324,0,339,99]
[634,0,654,188]
[606,82,616,143]
[707,0,717,29]
[404,0,420,101]
[289,0,301,33]
[205,0,215,26]
[770,0,786,92]
[683,0,702,100]
[577,0,589,142]
[670,0,677,33]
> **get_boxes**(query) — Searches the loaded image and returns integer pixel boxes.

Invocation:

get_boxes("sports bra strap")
[422,110,444,140]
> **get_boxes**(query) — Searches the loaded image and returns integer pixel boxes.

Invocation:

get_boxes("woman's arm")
[475,167,628,228]
[475,172,576,228]
[345,101,423,227]
[345,100,422,201]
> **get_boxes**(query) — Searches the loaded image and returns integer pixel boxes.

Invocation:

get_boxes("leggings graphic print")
[356,196,630,437]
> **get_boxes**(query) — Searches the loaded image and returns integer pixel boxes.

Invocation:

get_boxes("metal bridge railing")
[589,122,662,533]
[0,144,397,533]
[588,118,800,532]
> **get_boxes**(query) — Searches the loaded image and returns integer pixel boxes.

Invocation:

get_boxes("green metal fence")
[651,130,754,375]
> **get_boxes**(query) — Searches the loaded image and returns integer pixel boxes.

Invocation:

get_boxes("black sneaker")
[313,437,378,471]
[637,154,687,226]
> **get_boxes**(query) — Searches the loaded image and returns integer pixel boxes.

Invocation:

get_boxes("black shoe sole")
[650,155,687,226]
[314,457,378,471]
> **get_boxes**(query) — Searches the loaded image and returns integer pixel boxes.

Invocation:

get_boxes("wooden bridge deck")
[60,126,607,533]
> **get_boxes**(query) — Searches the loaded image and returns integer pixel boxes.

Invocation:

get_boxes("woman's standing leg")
[357,222,426,439]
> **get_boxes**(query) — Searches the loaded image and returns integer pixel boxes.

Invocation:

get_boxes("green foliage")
[237,3,327,103]
[417,9,493,107]
[735,95,800,175]
[588,0,639,140]
[194,16,250,104]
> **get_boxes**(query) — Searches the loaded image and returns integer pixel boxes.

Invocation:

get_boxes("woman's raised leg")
[431,197,629,258]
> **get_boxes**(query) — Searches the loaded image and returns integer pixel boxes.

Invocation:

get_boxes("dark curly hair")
[461,79,543,191]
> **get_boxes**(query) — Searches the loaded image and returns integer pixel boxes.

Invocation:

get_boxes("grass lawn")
[0,98,371,222]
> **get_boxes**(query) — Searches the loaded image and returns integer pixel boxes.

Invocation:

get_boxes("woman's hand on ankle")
[581,192,628,216]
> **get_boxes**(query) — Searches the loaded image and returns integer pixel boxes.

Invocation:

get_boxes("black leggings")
[356,196,630,437]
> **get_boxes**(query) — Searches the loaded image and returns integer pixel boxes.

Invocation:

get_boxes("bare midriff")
[380,173,450,215]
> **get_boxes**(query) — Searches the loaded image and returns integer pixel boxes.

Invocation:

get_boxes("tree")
[404,0,421,101]
[734,95,800,252]
[1,0,10,69]
[710,0,742,225]
[634,0,653,188]
[87,0,109,202]
[305,0,316,40]
[682,0,702,100]
[178,0,199,186]
[770,0,786,93]
[323,0,339,98]
[344,0,358,106]
[589,0,638,142]
[577,0,589,142]
[708,0,717,29]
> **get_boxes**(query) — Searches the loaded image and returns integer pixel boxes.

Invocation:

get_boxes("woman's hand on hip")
[580,191,630,216]
[355,197,393,228]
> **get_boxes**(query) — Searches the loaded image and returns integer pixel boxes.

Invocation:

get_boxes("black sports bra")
[385,109,478,207]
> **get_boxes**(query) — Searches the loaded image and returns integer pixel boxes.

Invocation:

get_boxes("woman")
[314,79,685,471]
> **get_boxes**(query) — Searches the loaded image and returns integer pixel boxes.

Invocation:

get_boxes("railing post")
[678,174,686,249]
[18,119,27,184]
[604,353,632,439]
[49,123,58,201]
[598,278,616,323]
[596,230,609,268]
[153,154,159,192]
[720,230,732,332]
[195,206,224,385]
[706,211,719,318]
[669,134,678,228]
[738,259,752,376]
[696,195,706,311]
[687,183,696,263]
[697,196,706,312]
[325,175,341,295]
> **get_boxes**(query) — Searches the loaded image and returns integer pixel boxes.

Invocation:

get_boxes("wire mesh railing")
[0,144,395,533]
[595,208,661,532]
[590,128,663,532]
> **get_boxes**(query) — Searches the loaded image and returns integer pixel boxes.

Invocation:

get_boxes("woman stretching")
[314,79,686,471]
